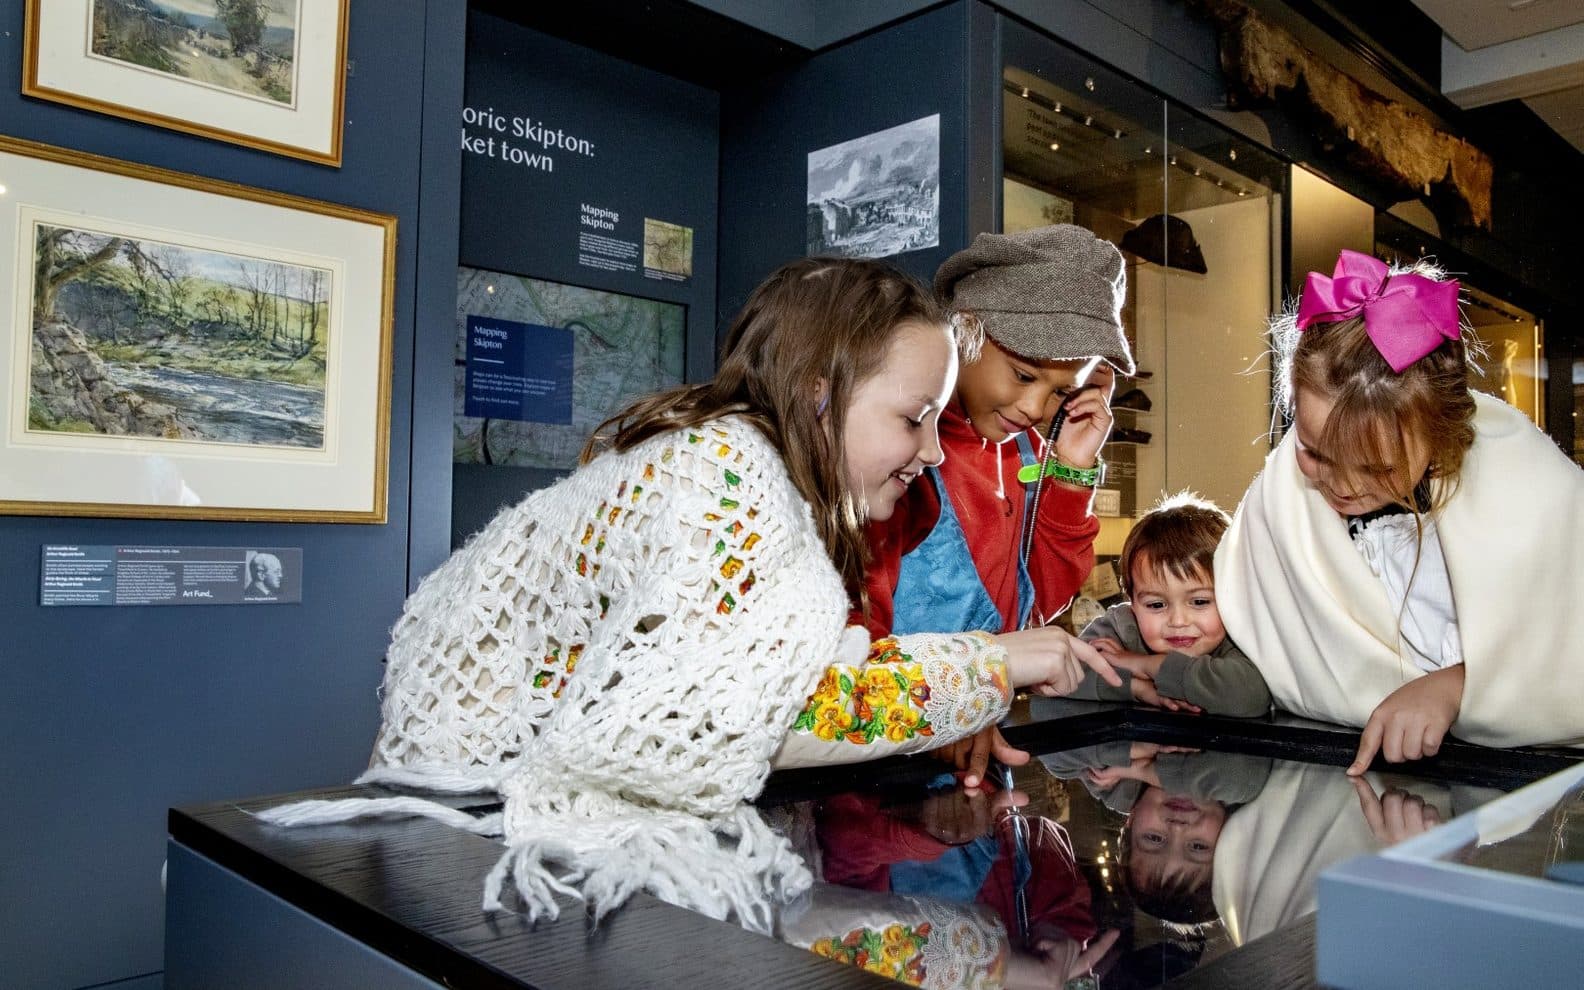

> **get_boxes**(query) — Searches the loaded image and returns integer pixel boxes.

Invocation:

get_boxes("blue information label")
[463,315,575,424]
[40,546,303,606]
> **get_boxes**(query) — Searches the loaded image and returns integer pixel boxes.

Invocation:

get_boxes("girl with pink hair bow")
[1214,250,1584,771]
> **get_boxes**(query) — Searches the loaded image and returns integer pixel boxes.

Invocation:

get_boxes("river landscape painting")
[28,222,331,451]
[90,0,300,105]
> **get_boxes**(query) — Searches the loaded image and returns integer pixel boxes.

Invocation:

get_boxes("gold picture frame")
[24,0,350,167]
[0,134,396,522]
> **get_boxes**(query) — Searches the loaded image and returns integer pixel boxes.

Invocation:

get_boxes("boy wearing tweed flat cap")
[864,224,1133,782]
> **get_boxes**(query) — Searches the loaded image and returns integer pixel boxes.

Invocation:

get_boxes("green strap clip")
[1017,457,1103,487]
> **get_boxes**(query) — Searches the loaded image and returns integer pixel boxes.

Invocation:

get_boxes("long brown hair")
[1273,260,1477,513]
[583,257,978,603]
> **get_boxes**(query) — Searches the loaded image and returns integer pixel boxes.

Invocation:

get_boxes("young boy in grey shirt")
[1066,493,1270,717]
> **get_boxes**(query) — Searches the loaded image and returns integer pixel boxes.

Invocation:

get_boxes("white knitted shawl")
[264,416,854,931]
[1215,392,1584,748]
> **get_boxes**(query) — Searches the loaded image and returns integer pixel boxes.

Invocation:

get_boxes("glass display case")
[765,733,1531,988]
[1373,241,1547,432]
[1000,21,1287,563]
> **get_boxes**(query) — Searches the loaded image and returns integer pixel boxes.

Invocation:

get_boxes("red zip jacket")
[860,404,1099,638]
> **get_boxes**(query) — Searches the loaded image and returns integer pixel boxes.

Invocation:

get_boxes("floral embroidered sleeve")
[772,631,1012,769]
[779,883,1007,988]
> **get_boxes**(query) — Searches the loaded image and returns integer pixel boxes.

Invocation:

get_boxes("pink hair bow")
[1295,249,1461,372]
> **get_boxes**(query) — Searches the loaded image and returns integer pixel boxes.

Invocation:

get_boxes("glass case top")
[764,744,1521,989]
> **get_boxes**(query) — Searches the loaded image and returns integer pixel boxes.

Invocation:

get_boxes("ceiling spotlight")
[1084,115,1093,126]
[1085,76,1096,91]
[1169,156,1177,166]
[1053,101,1062,113]
[1229,149,1238,161]
[1049,142,1060,151]
[1114,129,1124,139]
[1237,188,1248,196]
[1193,167,1201,176]
[1143,146,1152,155]
[1021,86,1029,98]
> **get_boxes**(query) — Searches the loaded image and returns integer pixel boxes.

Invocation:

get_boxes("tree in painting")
[30,224,331,448]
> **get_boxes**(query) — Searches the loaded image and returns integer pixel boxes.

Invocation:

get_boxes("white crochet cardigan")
[264,416,1013,930]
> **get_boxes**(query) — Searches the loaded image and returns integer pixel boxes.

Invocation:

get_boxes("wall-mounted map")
[453,266,685,470]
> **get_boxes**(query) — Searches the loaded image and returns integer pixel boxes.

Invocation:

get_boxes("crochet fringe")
[355,762,508,793]
[254,796,503,836]
[484,806,811,935]
[254,797,810,936]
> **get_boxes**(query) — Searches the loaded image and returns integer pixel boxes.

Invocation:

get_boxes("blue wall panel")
[718,0,978,331]
[451,12,720,542]
[0,1,465,985]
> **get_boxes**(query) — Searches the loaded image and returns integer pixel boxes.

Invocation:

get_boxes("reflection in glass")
[765,748,1514,988]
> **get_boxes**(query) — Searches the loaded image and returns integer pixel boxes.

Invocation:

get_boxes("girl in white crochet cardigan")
[265,257,1118,932]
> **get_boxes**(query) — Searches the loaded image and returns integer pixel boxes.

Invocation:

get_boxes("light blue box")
[1319,761,1584,988]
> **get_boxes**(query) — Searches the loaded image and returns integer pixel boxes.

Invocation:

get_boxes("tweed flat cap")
[935,224,1135,373]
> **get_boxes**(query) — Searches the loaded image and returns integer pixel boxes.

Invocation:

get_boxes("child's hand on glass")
[1052,364,1115,471]
[1347,665,1465,774]
[1130,677,1203,714]
[935,724,1030,790]
[1001,627,1121,697]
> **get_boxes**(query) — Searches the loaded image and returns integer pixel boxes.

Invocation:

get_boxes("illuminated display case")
[999,21,1287,559]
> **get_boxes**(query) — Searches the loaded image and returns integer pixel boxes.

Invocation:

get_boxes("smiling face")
[1292,387,1430,516]
[1127,785,1227,893]
[1129,555,1226,657]
[954,338,1099,443]
[841,320,958,522]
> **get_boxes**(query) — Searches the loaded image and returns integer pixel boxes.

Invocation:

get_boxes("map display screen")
[452,266,686,470]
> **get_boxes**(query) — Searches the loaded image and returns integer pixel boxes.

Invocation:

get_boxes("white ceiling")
[1412,0,1584,151]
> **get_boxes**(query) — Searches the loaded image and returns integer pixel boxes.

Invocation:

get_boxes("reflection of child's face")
[1128,785,1226,891]
[1129,557,1226,657]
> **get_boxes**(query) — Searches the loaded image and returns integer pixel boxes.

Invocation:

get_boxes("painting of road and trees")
[28,222,331,450]
[91,0,300,105]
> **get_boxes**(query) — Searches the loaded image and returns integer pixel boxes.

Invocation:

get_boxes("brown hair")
[1119,492,1230,597]
[1118,815,1221,928]
[1273,260,1477,513]
[583,257,980,604]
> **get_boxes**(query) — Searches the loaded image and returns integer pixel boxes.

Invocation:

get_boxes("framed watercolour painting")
[0,135,395,522]
[24,0,349,166]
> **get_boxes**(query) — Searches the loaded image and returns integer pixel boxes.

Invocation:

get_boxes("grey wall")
[686,0,941,51]
[0,1,466,986]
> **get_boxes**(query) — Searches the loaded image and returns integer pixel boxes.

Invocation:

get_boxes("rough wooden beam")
[1188,0,1493,229]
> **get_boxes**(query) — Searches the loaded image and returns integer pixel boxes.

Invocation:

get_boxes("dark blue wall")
[0,1,465,986]
[718,1,987,324]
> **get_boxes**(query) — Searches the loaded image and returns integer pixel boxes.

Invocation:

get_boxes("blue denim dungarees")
[891,432,1040,636]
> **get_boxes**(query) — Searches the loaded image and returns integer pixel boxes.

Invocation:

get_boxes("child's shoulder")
[1078,599,1144,643]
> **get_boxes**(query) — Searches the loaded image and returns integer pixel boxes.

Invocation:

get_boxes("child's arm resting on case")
[1153,641,1272,718]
